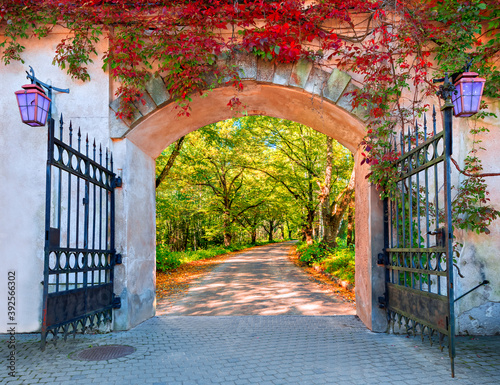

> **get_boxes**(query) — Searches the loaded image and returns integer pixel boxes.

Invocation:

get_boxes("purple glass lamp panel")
[452,73,485,117]
[37,94,50,126]
[452,84,461,116]
[16,92,30,122]
[463,82,474,116]
[27,92,37,122]
[15,84,51,126]
[471,81,484,112]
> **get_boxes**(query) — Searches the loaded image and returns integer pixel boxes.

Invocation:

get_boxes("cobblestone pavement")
[1,316,499,385]
[157,242,355,316]
[1,243,499,384]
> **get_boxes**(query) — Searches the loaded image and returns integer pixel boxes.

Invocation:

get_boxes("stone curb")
[312,264,354,291]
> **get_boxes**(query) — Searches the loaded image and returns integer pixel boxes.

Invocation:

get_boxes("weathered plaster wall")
[0,31,111,333]
[453,97,500,335]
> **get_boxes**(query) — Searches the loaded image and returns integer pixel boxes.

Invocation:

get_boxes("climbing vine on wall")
[1,0,499,235]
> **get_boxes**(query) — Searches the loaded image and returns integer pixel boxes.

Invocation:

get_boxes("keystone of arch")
[109,53,370,140]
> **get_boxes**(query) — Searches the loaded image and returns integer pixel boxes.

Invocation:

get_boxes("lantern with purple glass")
[451,72,486,117]
[15,84,51,127]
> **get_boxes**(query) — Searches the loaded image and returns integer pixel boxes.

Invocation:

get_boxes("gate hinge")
[377,252,387,266]
[112,295,121,309]
[112,176,123,189]
[115,253,123,265]
[378,295,387,309]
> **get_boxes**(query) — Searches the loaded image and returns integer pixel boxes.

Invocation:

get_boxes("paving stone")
[133,91,157,117]
[0,252,499,385]
[273,63,294,86]
[323,68,351,102]
[290,59,313,89]
[233,52,257,80]
[108,96,142,126]
[335,83,370,121]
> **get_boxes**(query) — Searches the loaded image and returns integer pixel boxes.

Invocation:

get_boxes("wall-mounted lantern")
[15,84,51,127]
[14,66,69,127]
[452,72,486,117]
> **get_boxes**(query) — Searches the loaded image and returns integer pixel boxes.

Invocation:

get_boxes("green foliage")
[322,248,355,285]
[156,245,229,271]
[430,0,500,98]
[297,242,329,266]
[452,111,500,236]
[296,241,355,285]
[156,116,353,251]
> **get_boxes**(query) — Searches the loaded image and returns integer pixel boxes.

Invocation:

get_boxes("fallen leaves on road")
[287,247,356,304]
[156,250,238,300]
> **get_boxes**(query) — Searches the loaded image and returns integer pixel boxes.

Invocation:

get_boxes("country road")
[157,241,355,316]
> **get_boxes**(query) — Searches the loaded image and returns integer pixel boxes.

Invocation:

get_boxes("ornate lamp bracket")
[435,73,456,108]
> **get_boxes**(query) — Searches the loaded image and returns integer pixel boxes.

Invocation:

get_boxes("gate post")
[111,138,157,330]
[354,150,387,332]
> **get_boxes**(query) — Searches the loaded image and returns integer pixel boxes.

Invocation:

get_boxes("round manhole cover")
[72,345,136,361]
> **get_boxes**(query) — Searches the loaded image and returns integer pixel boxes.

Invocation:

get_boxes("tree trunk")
[303,226,314,245]
[320,136,336,246]
[224,232,232,247]
[327,170,355,248]
[223,211,232,247]
[303,208,315,245]
[182,221,190,251]
[156,136,185,189]
[251,229,257,244]
[346,203,355,247]
[268,220,275,242]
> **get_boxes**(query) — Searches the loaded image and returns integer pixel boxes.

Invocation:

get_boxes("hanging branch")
[451,157,500,178]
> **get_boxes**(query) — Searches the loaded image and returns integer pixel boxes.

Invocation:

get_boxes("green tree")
[156,116,354,251]
[176,120,266,247]
[240,116,353,245]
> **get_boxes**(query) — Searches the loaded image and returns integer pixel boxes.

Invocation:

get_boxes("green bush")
[296,241,355,285]
[322,247,355,285]
[297,241,329,266]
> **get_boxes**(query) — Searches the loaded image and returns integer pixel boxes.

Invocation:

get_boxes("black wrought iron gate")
[41,116,121,349]
[381,106,456,376]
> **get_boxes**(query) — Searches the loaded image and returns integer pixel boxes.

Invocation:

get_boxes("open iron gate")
[381,106,456,376]
[41,116,121,349]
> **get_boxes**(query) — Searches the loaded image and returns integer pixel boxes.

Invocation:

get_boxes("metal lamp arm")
[26,66,70,97]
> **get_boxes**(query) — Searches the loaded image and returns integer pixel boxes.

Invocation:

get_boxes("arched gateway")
[107,54,386,332]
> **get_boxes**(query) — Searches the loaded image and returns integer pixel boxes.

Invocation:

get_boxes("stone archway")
[109,56,386,333]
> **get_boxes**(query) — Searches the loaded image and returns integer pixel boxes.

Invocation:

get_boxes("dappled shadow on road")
[157,243,355,316]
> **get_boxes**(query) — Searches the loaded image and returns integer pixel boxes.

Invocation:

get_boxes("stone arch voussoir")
[109,53,370,141]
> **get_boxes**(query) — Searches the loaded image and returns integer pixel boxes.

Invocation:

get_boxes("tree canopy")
[156,116,353,249]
